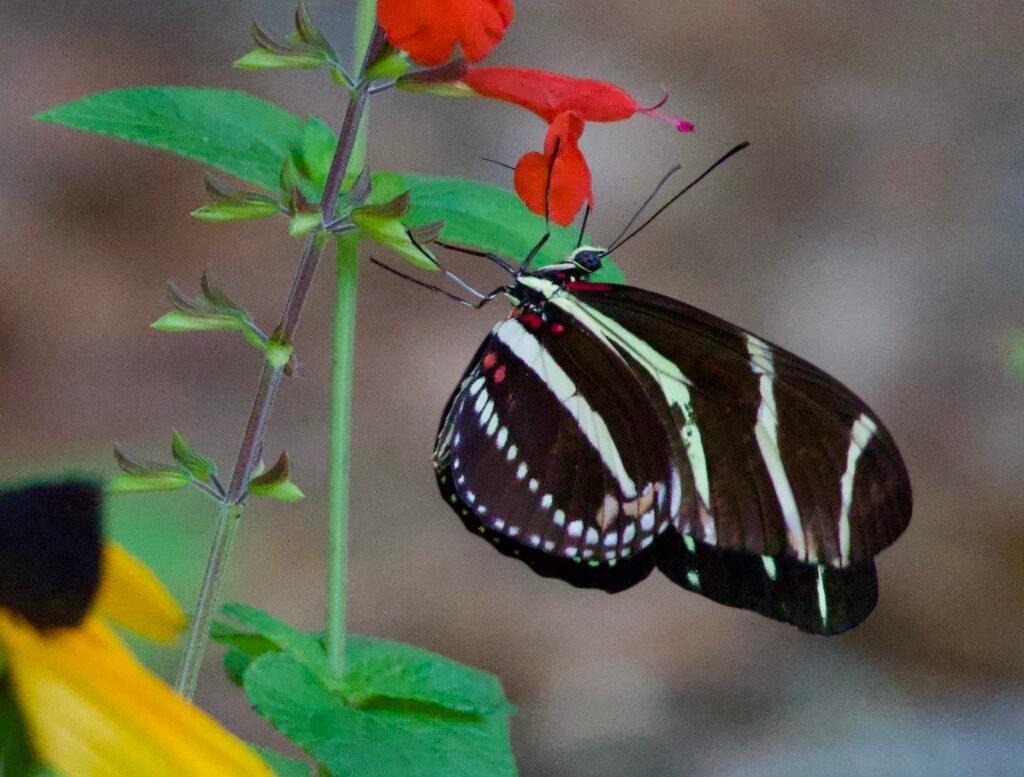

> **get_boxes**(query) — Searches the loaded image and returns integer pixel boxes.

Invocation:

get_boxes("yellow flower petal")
[93,543,186,643]
[0,613,274,777]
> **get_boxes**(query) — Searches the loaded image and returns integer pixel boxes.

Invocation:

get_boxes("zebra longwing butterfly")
[395,148,911,635]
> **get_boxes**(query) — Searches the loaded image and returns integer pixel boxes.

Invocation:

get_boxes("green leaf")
[371,173,624,283]
[253,746,313,777]
[345,636,511,717]
[213,622,510,718]
[219,603,332,681]
[244,652,517,777]
[36,88,311,191]
[297,119,337,194]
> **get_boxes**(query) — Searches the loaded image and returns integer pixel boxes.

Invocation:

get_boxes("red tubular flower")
[378,0,514,66]
[514,111,593,227]
[396,62,693,224]
[463,66,694,131]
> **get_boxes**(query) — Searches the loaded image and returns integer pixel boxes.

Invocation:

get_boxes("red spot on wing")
[566,281,612,292]
[493,365,506,383]
[482,351,497,369]
[551,322,566,334]
[520,313,543,329]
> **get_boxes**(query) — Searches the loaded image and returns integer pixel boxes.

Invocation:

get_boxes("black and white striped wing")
[433,308,682,592]
[551,283,912,571]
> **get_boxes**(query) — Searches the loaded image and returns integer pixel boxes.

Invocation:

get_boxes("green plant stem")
[173,502,241,699]
[174,67,372,698]
[325,0,376,680]
[327,236,359,676]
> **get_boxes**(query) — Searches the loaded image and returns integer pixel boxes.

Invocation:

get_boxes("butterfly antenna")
[517,136,561,276]
[606,163,682,250]
[605,141,750,256]
[481,156,516,172]
[576,203,591,249]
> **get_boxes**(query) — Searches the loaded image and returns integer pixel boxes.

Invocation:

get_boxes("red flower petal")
[464,67,693,131]
[465,67,635,123]
[514,112,593,227]
[378,0,514,67]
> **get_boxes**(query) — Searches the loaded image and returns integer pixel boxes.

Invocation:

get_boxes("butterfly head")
[569,246,606,274]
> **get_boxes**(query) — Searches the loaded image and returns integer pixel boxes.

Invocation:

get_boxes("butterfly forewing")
[554,283,912,570]
[434,307,683,589]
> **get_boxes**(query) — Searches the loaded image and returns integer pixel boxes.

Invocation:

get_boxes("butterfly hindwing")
[434,307,684,591]
[653,533,879,635]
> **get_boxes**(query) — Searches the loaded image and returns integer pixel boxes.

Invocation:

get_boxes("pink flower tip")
[638,106,695,132]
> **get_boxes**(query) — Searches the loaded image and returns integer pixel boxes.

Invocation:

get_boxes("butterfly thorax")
[504,246,609,310]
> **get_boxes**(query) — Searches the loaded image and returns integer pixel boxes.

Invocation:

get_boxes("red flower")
[396,63,693,224]
[513,111,592,227]
[463,67,694,131]
[378,0,514,67]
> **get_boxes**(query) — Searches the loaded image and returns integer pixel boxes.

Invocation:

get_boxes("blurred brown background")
[2,1,1023,774]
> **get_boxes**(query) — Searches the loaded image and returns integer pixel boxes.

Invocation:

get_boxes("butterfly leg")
[405,230,498,300]
[369,257,503,309]
[434,241,517,275]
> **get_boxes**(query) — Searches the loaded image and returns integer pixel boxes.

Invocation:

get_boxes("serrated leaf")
[244,653,517,777]
[213,622,511,719]
[220,604,331,681]
[254,746,313,777]
[345,636,512,718]
[36,88,312,191]
[170,430,217,482]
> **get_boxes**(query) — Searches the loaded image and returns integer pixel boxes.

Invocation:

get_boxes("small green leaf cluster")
[110,434,303,504]
[214,604,517,777]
